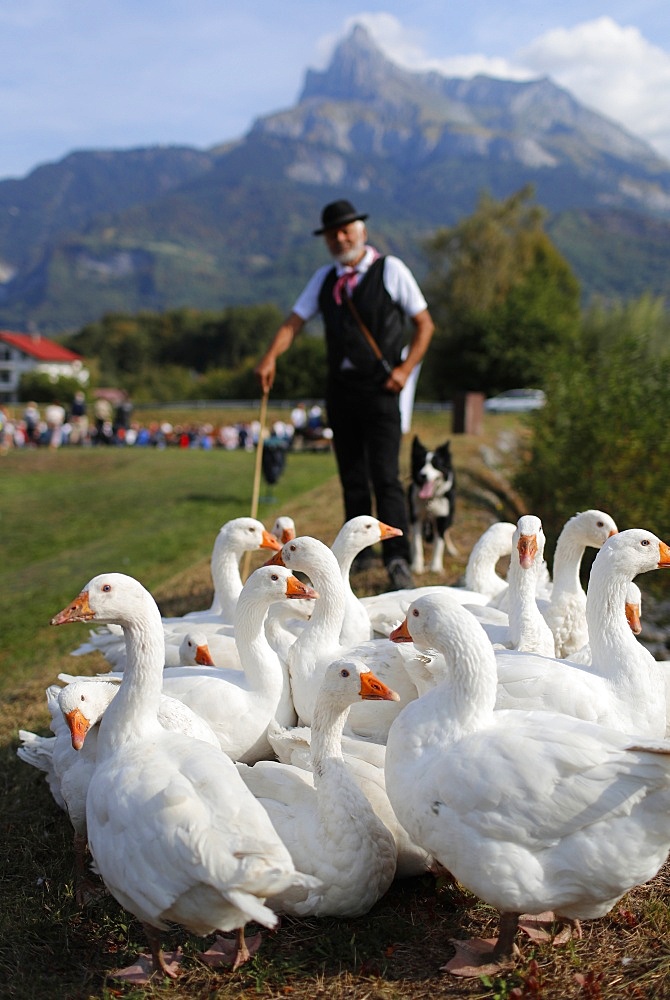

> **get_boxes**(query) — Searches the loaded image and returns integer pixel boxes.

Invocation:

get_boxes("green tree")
[66,313,155,381]
[63,304,285,390]
[208,334,327,400]
[423,186,581,399]
[515,295,670,557]
[155,304,284,372]
[18,371,84,405]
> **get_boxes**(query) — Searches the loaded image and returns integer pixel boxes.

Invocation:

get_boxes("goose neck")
[433,629,497,736]
[97,610,165,752]
[310,700,349,777]
[233,593,283,692]
[551,533,585,595]
[211,543,243,620]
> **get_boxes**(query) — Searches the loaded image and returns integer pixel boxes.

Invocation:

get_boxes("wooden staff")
[242,388,269,580]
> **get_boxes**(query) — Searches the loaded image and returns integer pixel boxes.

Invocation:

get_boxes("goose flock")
[17,509,670,983]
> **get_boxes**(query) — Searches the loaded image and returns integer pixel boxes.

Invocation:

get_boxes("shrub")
[515,297,670,559]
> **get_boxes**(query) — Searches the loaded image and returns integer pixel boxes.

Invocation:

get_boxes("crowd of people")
[0,396,332,454]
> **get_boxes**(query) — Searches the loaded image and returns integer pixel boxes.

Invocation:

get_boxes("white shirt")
[292,246,428,322]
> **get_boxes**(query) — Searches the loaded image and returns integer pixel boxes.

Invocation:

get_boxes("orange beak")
[517,533,538,569]
[389,618,413,643]
[65,707,91,750]
[264,550,285,567]
[260,529,282,552]
[195,643,215,666]
[377,521,403,541]
[625,601,642,635]
[359,669,400,702]
[285,575,319,600]
[658,540,670,568]
[51,591,94,626]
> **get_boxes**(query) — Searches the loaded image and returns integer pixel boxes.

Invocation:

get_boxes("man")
[255,199,435,590]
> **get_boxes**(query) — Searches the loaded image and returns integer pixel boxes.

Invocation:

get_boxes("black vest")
[318,257,406,390]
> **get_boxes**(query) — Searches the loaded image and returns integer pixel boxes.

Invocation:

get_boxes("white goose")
[19,679,219,820]
[465,515,556,656]
[126,565,316,763]
[164,516,282,625]
[624,581,642,636]
[273,536,419,736]
[59,566,317,761]
[493,529,670,738]
[359,573,489,640]
[17,684,70,813]
[168,630,217,667]
[265,516,403,656]
[19,678,219,902]
[505,515,556,656]
[51,572,318,980]
[266,713,433,880]
[330,515,404,646]
[162,626,242,670]
[540,509,618,658]
[270,515,297,544]
[569,581,642,665]
[237,658,398,916]
[71,517,281,668]
[464,521,516,605]
[385,587,670,975]
[392,537,665,738]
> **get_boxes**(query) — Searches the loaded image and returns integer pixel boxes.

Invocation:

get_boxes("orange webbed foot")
[442,937,519,978]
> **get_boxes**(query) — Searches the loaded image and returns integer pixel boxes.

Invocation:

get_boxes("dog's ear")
[411,435,424,459]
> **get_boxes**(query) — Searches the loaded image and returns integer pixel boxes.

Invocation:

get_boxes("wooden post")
[242,389,269,581]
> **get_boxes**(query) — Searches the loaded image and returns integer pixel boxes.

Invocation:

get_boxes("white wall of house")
[0,343,89,402]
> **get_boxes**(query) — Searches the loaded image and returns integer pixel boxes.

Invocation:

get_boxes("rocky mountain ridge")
[1,24,670,333]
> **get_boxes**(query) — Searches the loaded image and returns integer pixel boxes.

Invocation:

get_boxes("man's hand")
[384,367,408,394]
[254,356,276,395]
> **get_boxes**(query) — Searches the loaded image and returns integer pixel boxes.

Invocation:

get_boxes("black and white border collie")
[408,436,457,574]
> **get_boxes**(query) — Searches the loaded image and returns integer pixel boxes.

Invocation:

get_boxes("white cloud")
[518,17,670,158]
[345,12,436,68]
[336,12,670,162]
[346,12,531,81]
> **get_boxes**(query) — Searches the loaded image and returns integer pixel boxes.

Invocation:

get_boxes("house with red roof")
[0,330,89,403]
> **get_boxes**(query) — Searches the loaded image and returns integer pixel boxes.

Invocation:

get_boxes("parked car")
[484,388,546,413]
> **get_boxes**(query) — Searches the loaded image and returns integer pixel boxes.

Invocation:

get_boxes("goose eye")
[597,520,604,527]
[641,539,650,547]
[80,694,85,702]
[289,544,297,553]
[102,584,112,592]
[340,668,350,678]
[412,608,420,618]
[271,573,279,581]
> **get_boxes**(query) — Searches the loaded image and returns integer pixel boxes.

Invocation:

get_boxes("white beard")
[334,241,366,265]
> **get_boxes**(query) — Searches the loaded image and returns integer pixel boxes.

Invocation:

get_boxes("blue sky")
[3,1,670,180]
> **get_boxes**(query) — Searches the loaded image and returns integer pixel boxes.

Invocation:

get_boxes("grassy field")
[2,408,670,1000]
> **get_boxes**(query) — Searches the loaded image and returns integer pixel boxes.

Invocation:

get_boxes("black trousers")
[326,383,410,566]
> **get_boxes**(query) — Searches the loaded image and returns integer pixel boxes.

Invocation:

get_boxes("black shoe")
[387,558,414,591]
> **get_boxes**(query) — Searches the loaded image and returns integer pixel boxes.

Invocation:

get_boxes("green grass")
[0,443,337,686]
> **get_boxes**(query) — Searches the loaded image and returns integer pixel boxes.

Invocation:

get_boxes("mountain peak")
[300,24,413,103]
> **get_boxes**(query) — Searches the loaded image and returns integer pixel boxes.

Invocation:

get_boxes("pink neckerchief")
[332,246,380,305]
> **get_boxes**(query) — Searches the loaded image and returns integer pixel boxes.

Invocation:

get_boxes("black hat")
[313,199,368,235]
